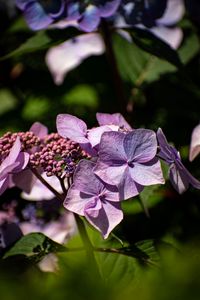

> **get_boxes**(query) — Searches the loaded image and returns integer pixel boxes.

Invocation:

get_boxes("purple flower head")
[66,0,121,32]
[0,137,29,195]
[96,112,132,130]
[16,0,66,30]
[94,129,164,200]
[56,113,120,156]
[64,159,123,238]
[157,128,200,194]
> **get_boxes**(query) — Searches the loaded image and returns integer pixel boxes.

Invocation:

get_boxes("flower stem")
[30,166,64,201]
[74,214,100,277]
[100,20,127,116]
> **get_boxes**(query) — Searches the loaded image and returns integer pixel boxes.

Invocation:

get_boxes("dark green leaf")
[3,232,66,263]
[126,27,182,68]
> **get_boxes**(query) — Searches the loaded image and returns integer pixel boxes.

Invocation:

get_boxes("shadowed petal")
[157,0,185,26]
[87,125,118,148]
[118,168,143,200]
[46,33,104,85]
[98,0,121,17]
[124,129,157,163]
[98,131,127,164]
[85,201,123,239]
[94,161,127,185]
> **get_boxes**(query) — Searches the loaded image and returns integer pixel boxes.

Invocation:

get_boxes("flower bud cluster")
[0,131,40,164]
[29,133,89,178]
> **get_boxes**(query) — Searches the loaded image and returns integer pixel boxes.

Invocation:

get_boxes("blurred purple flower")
[16,0,66,30]
[66,0,121,32]
[189,124,200,162]
[94,129,164,200]
[64,159,122,238]
[0,137,29,196]
[157,128,200,194]
[46,33,105,85]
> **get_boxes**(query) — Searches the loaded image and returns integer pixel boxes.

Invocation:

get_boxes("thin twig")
[29,166,64,202]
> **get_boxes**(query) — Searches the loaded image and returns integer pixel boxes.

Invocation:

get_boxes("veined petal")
[124,129,157,163]
[72,160,104,195]
[0,177,9,196]
[98,131,127,164]
[56,114,88,144]
[85,201,123,239]
[118,168,143,200]
[23,2,53,30]
[84,197,102,218]
[64,186,92,215]
[129,158,165,186]
[94,161,127,185]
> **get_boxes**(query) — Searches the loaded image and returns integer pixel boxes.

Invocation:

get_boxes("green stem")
[100,20,128,116]
[74,214,100,277]
[30,166,65,201]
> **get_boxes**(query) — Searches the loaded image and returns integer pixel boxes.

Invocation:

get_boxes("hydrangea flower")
[64,159,123,238]
[0,137,29,196]
[157,128,200,194]
[96,112,132,129]
[94,129,164,200]
[16,0,66,30]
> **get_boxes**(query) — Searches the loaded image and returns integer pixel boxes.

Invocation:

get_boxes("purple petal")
[149,26,183,49]
[94,161,127,186]
[87,125,118,148]
[169,163,189,194]
[56,114,88,144]
[46,33,105,85]
[64,186,91,215]
[23,2,53,30]
[0,177,10,196]
[12,169,37,194]
[71,160,104,195]
[97,131,127,164]
[124,129,157,163]
[189,124,200,161]
[84,197,102,218]
[129,158,165,186]
[85,201,123,239]
[156,0,185,26]
[30,122,48,138]
[13,152,29,172]
[79,5,100,32]
[0,137,21,172]
[16,0,33,10]
[96,112,132,129]
[98,0,121,17]
[118,168,143,200]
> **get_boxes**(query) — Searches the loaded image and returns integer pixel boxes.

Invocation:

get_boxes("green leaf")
[3,233,66,262]
[0,31,51,60]
[127,27,182,68]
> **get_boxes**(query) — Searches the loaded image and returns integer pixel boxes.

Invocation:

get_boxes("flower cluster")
[57,112,200,238]
[0,113,199,240]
